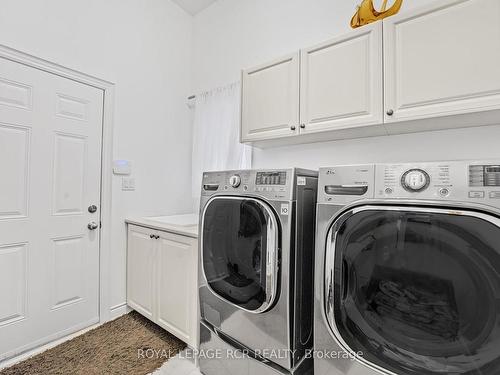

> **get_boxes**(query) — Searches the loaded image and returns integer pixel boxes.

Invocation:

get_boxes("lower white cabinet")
[127,224,198,348]
[127,225,156,320]
[156,232,197,346]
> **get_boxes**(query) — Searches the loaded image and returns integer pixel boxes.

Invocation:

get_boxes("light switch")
[122,177,136,191]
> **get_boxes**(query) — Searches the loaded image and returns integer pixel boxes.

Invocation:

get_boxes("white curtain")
[192,82,252,199]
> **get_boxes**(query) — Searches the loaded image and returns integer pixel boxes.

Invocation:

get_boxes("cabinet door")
[300,23,383,134]
[157,232,197,347]
[241,53,300,142]
[384,0,500,123]
[127,225,156,319]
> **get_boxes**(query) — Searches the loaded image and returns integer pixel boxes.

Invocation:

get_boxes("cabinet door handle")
[150,234,155,239]
[300,124,305,129]
[290,125,296,131]
[386,109,394,116]
[154,235,160,240]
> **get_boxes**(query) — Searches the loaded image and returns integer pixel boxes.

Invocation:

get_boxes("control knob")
[229,174,241,188]
[401,169,430,192]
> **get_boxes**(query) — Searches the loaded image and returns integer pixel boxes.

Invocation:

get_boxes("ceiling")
[172,0,217,15]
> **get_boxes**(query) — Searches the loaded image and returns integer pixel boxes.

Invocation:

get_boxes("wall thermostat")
[113,160,132,175]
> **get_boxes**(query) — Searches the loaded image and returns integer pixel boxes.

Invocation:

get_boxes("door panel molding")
[0,123,30,220]
[0,77,32,111]
[0,242,28,327]
[50,235,86,310]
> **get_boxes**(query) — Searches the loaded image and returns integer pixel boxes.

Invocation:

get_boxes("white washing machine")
[314,161,500,375]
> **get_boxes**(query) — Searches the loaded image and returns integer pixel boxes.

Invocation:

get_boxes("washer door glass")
[326,206,500,374]
[202,197,279,313]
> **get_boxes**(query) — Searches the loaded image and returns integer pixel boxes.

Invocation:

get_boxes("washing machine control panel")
[201,169,312,201]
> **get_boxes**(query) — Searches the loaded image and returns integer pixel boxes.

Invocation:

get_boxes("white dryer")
[314,161,500,375]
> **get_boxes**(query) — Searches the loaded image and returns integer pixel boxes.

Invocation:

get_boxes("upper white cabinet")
[384,0,500,123]
[241,0,500,146]
[241,53,300,142]
[300,23,383,134]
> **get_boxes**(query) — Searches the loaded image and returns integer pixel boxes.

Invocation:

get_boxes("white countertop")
[125,213,199,238]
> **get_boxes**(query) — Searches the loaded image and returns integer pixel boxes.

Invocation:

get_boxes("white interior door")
[0,57,103,360]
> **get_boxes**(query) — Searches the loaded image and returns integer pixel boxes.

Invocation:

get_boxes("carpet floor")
[0,311,186,375]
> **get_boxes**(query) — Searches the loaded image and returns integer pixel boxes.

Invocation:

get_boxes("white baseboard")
[110,302,131,320]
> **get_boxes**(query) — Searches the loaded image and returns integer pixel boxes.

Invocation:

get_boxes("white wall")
[0,0,194,317]
[192,0,500,169]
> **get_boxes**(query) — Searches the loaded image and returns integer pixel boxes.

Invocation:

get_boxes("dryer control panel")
[374,161,500,207]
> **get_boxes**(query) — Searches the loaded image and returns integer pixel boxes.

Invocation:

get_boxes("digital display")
[469,165,500,187]
[486,166,500,173]
[256,171,286,185]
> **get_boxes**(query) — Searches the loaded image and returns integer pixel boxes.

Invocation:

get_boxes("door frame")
[0,44,115,324]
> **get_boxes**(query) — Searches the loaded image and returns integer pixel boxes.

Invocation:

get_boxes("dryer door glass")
[202,197,279,313]
[325,207,500,375]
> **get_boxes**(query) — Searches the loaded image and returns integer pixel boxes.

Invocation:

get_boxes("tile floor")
[154,349,202,375]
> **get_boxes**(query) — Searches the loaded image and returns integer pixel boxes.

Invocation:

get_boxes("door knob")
[300,124,306,129]
[87,221,99,230]
[290,125,296,131]
[386,109,394,116]
[88,205,98,213]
